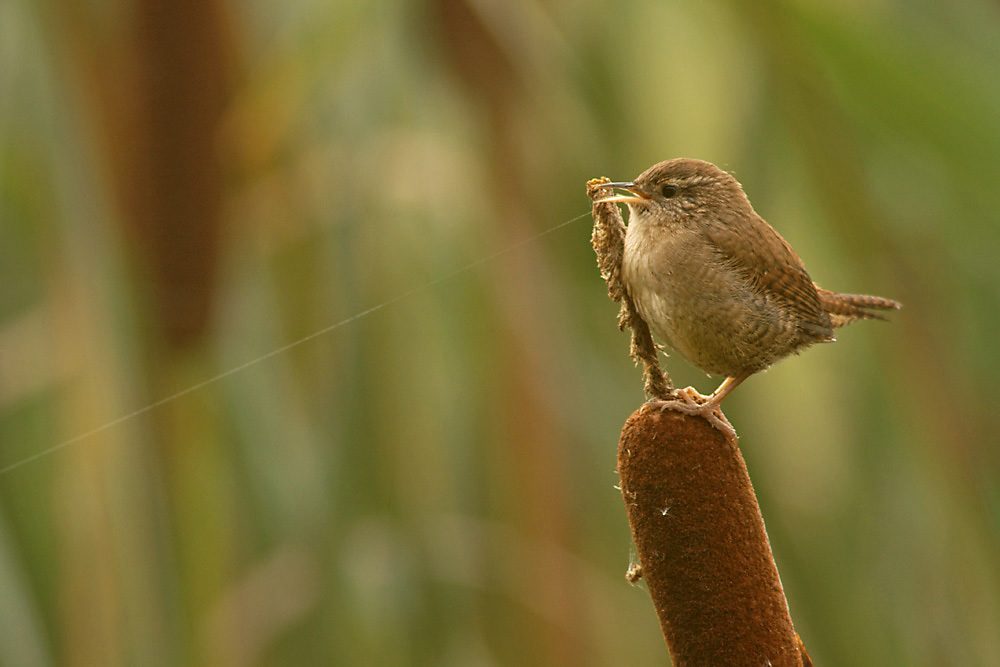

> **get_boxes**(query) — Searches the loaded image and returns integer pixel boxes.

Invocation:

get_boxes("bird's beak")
[594,181,650,205]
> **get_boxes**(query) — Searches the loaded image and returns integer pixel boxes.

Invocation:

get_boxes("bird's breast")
[621,219,805,377]
[622,221,709,356]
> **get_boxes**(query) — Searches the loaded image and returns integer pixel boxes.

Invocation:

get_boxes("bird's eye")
[661,184,678,198]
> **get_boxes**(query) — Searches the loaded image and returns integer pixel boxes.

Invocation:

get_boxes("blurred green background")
[2,0,999,664]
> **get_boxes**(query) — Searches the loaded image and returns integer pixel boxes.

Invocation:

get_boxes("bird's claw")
[645,388,737,441]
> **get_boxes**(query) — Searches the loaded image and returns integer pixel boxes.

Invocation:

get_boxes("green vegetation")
[1,0,998,664]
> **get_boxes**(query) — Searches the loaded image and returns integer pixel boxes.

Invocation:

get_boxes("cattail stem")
[618,408,810,666]
[588,178,672,400]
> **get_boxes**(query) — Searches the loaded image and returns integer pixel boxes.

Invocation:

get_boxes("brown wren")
[600,158,900,429]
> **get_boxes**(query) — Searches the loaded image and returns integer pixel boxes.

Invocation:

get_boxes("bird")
[599,158,900,433]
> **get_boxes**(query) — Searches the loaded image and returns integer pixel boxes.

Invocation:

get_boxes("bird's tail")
[816,287,901,328]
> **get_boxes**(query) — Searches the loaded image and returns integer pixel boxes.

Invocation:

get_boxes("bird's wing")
[702,215,834,340]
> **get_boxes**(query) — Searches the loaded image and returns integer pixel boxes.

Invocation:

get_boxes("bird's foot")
[645,387,737,441]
